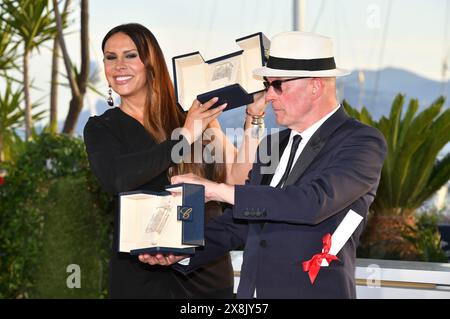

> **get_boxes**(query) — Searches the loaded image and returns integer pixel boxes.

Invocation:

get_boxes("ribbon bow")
[302,233,339,284]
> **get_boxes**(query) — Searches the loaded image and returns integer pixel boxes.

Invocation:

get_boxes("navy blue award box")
[118,183,205,256]
[172,32,270,111]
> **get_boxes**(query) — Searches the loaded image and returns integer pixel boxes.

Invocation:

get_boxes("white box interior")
[237,35,267,94]
[174,34,266,111]
[119,189,195,253]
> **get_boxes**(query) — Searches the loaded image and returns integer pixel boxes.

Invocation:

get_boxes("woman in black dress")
[83,23,266,299]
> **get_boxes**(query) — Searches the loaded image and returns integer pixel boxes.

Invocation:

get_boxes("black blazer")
[179,107,387,299]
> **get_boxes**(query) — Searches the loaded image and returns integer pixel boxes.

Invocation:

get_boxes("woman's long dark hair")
[102,23,225,182]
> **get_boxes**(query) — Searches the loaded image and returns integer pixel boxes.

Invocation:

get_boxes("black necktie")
[276,135,302,188]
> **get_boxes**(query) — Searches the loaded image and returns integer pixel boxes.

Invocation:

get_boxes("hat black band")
[266,56,336,71]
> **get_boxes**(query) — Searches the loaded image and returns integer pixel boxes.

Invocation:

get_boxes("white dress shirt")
[270,105,340,187]
[180,105,341,278]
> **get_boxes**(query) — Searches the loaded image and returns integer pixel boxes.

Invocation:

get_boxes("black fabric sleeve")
[83,117,188,194]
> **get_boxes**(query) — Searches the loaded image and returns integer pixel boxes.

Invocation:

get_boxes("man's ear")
[311,78,324,98]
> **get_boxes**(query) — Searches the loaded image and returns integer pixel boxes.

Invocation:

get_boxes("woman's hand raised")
[182,97,226,144]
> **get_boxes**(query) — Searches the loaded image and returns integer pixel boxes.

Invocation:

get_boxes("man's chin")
[274,115,284,126]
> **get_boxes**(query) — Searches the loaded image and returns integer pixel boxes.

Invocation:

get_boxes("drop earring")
[107,85,114,106]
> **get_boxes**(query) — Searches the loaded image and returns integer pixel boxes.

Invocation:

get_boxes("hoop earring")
[107,86,114,106]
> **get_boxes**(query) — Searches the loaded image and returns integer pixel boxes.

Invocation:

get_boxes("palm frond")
[345,96,450,215]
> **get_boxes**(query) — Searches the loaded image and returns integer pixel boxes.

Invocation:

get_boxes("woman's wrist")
[245,108,265,117]
[180,126,194,145]
[244,109,265,139]
[245,109,265,125]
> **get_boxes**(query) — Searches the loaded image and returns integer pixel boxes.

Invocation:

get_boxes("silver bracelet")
[246,110,265,138]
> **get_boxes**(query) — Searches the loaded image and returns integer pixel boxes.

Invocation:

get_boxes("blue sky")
[16,0,450,123]
[86,0,449,80]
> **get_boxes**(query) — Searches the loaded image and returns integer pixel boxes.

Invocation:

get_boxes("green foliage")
[0,133,113,298]
[0,0,59,52]
[33,176,110,298]
[404,212,448,263]
[344,95,450,214]
[345,95,450,262]
[0,0,63,139]
[0,18,18,71]
[0,79,45,162]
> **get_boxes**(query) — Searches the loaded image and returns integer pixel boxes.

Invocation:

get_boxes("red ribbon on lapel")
[302,233,339,284]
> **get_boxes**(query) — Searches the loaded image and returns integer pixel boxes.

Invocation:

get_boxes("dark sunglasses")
[263,76,309,94]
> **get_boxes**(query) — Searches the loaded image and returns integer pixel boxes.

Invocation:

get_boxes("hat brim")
[253,66,351,78]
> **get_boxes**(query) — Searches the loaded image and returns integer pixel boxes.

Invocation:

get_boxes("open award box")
[172,32,270,111]
[118,183,205,256]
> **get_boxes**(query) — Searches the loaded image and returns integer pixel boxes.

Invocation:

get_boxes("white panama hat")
[253,31,350,78]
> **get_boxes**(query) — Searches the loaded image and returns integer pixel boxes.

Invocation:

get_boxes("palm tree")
[61,62,107,112]
[49,0,72,134]
[0,14,20,162]
[0,18,18,72]
[0,79,45,162]
[53,0,90,135]
[344,95,450,259]
[0,0,58,140]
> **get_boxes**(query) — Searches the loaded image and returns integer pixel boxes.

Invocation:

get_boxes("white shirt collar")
[290,105,341,141]
[269,105,342,188]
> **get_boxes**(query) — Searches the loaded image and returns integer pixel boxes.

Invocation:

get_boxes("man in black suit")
[140,31,387,299]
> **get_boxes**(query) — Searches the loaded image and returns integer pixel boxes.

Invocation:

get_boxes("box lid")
[172,32,270,112]
[117,183,205,254]
[167,183,205,246]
